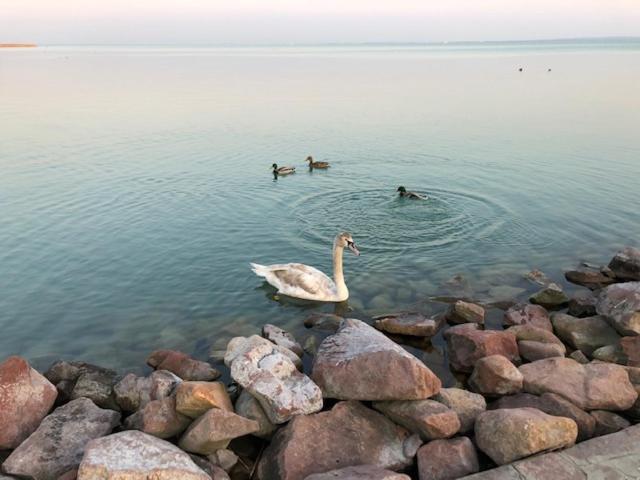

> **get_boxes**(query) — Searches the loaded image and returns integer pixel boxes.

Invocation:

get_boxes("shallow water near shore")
[1,41,639,374]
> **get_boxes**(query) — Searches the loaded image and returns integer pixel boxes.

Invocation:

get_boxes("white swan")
[251,232,360,302]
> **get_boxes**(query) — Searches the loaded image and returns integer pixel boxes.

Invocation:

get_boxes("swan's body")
[272,163,296,175]
[306,156,330,169]
[397,186,427,200]
[251,232,359,302]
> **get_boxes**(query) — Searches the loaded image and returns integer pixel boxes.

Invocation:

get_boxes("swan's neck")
[332,244,348,299]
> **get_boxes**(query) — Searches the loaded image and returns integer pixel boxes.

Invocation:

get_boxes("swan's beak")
[347,241,360,256]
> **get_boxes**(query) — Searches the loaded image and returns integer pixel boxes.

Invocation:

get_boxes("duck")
[272,163,296,175]
[306,156,330,169]
[251,232,359,302]
[397,186,427,200]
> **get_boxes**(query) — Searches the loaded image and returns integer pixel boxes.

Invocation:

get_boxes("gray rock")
[591,410,631,437]
[568,291,597,318]
[551,313,620,356]
[373,312,442,337]
[262,324,304,357]
[71,369,119,411]
[114,370,181,412]
[234,389,277,439]
[608,247,640,280]
[597,282,640,336]
[529,284,569,309]
[432,388,486,433]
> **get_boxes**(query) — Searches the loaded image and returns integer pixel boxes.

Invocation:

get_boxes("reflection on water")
[1,43,639,376]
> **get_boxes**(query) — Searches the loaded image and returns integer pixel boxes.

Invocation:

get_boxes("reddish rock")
[175,381,233,418]
[432,388,486,433]
[446,301,485,325]
[262,324,304,357]
[503,304,552,331]
[373,399,460,440]
[444,325,519,373]
[507,325,566,362]
[608,247,640,280]
[0,356,58,449]
[564,269,614,289]
[596,282,640,336]
[373,312,442,337]
[417,437,479,480]
[147,350,220,381]
[591,410,631,437]
[124,396,191,439]
[621,336,640,367]
[179,408,259,455]
[468,355,523,396]
[305,465,410,480]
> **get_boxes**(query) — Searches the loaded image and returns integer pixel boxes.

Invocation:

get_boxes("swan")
[306,156,330,169]
[397,186,427,200]
[250,232,359,302]
[272,163,296,175]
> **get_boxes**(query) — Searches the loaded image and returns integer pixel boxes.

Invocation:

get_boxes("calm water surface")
[1,42,639,377]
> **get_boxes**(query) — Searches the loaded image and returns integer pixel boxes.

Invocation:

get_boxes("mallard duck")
[272,163,296,175]
[251,232,359,302]
[397,186,427,200]
[306,156,330,169]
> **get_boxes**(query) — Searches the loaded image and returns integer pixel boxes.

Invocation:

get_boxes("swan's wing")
[251,262,335,299]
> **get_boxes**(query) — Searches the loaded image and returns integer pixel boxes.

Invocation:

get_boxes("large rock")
[507,325,565,362]
[256,401,421,480]
[468,355,523,396]
[373,312,442,337]
[305,466,410,480]
[475,408,577,465]
[591,410,630,437]
[70,368,119,410]
[519,357,638,410]
[417,437,479,480]
[77,430,210,480]
[551,313,620,356]
[311,318,441,400]
[597,282,640,336]
[3,398,120,480]
[621,336,640,366]
[262,324,304,357]
[234,389,277,439]
[225,335,322,423]
[529,284,569,310]
[114,370,181,412]
[444,325,519,373]
[373,399,460,440]
[568,291,597,318]
[0,356,58,449]
[446,301,485,325]
[564,269,614,289]
[124,396,191,439]
[503,304,552,331]
[608,247,640,280]
[179,407,259,454]
[147,349,221,381]
[432,388,486,433]
[175,381,233,418]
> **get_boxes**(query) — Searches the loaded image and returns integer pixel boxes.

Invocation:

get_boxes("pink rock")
[417,437,479,480]
[504,303,552,331]
[444,325,519,373]
[468,355,523,396]
[373,399,460,440]
[124,396,191,439]
[147,350,220,381]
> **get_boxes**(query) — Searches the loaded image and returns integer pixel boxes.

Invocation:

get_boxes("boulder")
[262,324,304,357]
[608,247,640,280]
[507,325,566,362]
[551,313,620,356]
[564,269,614,289]
[304,313,343,332]
[525,269,553,286]
[226,333,302,369]
[444,325,519,373]
[503,304,552,331]
[519,357,637,410]
[373,312,442,337]
[175,381,233,418]
[256,401,421,480]
[179,407,259,455]
[621,336,640,366]
[77,430,210,480]
[597,282,640,336]
[0,356,58,449]
[147,349,221,381]
[234,389,277,439]
[113,370,180,412]
[591,343,627,364]
[591,410,631,437]
[568,291,597,318]
[44,360,114,385]
[529,284,569,309]
[475,408,577,465]
[446,301,485,325]
[432,388,486,433]
[416,437,479,480]
[311,318,441,400]
[2,398,120,480]
[373,399,460,440]
[124,396,191,439]
[70,369,119,410]
[304,466,410,480]
[468,355,523,396]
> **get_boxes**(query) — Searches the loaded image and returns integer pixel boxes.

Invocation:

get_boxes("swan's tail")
[250,262,269,278]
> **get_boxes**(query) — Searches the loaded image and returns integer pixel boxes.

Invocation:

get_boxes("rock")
[551,313,620,356]
[124,396,191,439]
[468,355,523,396]
[519,357,638,410]
[226,334,302,369]
[147,349,221,381]
[591,343,627,364]
[432,388,486,433]
[188,456,230,480]
[44,360,114,385]
[305,465,410,480]
[596,282,640,336]
[564,269,614,289]
[311,318,441,400]
[234,390,276,439]
[475,408,577,465]
[373,399,460,440]
[624,385,640,419]
[591,410,630,437]
[2,398,120,480]
[568,291,597,318]
[446,301,485,325]
[444,325,519,373]
[0,356,58,449]
[113,370,180,412]
[621,336,640,366]
[525,269,552,286]
[416,437,479,480]
[608,247,640,280]
[225,335,322,423]
[304,313,343,332]
[256,401,421,480]
[262,324,304,357]
[529,284,569,309]
[568,350,589,364]
[77,430,210,480]
[175,381,233,418]
[503,304,552,331]
[207,449,238,473]
[70,369,119,410]
[373,312,442,337]
[57,470,78,480]
[179,407,259,455]
[508,325,566,362]
[303,335,318,356]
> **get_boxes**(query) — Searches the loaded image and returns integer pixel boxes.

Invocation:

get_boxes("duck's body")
[272,163,296,175]
[251,232,359,302]
[397,186,427,200]
[306,156,330,169]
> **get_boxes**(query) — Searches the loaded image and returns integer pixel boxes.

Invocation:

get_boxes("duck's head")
[305,156,313,163]
[397,186,407,193]
[272,163,278,170]
[335,232,360,256]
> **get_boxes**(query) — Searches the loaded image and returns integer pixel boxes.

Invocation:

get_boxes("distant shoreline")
[0,44,37,48]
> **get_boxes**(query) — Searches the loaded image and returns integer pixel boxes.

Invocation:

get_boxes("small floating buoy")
[518,67,523,72]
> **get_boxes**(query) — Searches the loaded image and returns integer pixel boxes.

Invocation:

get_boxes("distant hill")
[0,43,37,48]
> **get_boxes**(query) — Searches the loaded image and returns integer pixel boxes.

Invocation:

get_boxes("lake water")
[1,41,639,377]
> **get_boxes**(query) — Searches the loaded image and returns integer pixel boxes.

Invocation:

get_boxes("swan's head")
[336,232,360,256]
[305,156,313,163]
[397,186,407,193]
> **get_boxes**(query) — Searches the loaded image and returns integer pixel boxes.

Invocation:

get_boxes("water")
[1,41,639,377]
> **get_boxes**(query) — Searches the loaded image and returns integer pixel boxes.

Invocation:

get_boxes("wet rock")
[564,269,614,289]
[525,269,553,286]
[529,284,569,309]
[305,465,410,480]
[416,437,479,480]
[303,335,318,356]
[432,388,486,433]
[225,335,322,423]
[147,349,221,381]
[446,301,485,325]
[312,318,441,400]
[234,389,276,439]
[444,324,519,373]
[621,336,640,366]
[70,369,119,410]
[551,313,620,356]
[77,430,210,480]
[256,401,421,480]
[207,449,238,473]
[262,324,304,357]
[591,410,630,437]
[175,381,233,418]
[519,357,637,410]
[124,396,191,439]
[568,291,598,317]
[113,370,181,412]
[0,356,58,449]
[3,398,119,480]
[44,360,114,385]
[596,282,640,336]
[608,247,640,280]
[503,304,552,331]
[373,399,460,440]
[468,355,523,396]
[304,313,343,332]
[475,408,577,465]
[373,312,442,337]
[591,343,627,364]
[568,350,589,364]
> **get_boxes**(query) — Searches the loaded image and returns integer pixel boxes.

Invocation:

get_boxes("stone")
[305,465,411,480]
[519,357,638,411]
[70,369,119,410]
[304,313,343,332]
[226,333,302,369]
[225,335,322,423]
[445,324,519,373]
[311,318,441,400]
[147,349,221,381]
[568,350,589,364]
[234,389,277,439]
[113,370,181,412]
[175,381,233,418]
[446,301,485,325]
[525,269,552,286]
[124,396,191,439]
[529,284,569,309]
[568,291,597,318]
[0,356,58,449]
[417,437,480,480]
[179,407,259,455]
[262,324,304,357]
[591,410,631,437]
[57,470,78,480]
[608,247,640,280]
[621,336,640,366]
[507,325,566,362]
[373,399,460,440]
[432,388,486,433]
[373,311,442,337]
[597,282,640,336]
[475,408,577,465]
[564,269,614,289]
[591,343,627,364]
[44,360,115,385]
[468,355,523,396]
[207,449,238,473]
[256,401,420,480]
[188,455,230,480]
[551,313,620,356]
[77,430,210,480]
[503,304,552,331]
[624,385,640,419]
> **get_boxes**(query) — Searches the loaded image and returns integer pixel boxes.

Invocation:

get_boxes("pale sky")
[2,0,640,45]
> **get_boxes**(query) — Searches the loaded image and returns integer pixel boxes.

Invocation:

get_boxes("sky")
[2,0,640,45]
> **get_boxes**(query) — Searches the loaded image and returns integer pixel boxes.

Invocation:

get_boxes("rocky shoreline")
[1,246,639,480]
